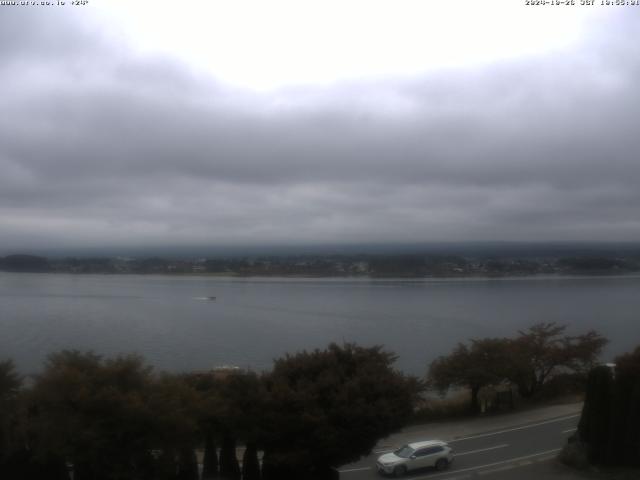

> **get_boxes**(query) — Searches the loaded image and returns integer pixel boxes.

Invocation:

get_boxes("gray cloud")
[1,9,640,250]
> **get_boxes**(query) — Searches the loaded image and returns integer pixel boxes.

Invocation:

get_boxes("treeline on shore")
[1,253,640,277]
[0,323,634,480]
[0,344,420,480]
[426,322,608,414]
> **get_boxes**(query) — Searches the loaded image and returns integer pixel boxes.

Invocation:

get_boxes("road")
[339,413,579,479]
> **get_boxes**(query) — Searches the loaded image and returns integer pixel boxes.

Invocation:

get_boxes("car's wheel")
[393,465,407,477]
[435,458,449,471]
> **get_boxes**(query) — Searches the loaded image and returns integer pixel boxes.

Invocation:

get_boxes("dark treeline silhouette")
[0,344,420,480]
[575,346,640,467]
[0,254,50,272]
[427,323,608,413]
[2,252,640,277]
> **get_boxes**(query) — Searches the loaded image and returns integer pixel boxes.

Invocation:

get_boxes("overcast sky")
[1,1,639,252]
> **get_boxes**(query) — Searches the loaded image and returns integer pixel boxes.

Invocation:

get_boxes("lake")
[0,273,638,376]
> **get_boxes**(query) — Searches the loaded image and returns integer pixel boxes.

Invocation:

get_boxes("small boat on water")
[193,296,217,301]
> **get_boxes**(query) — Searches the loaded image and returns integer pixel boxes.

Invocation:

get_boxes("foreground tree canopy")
[0,343,420,480]
[28,351,201,480]
[261,343,421,478]
[576,345,640,467]
[0,360,22,470]
[428,322,607,412]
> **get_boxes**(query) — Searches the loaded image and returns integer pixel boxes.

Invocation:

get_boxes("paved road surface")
[339,412,579,479]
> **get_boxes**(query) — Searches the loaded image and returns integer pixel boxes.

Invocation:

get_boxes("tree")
[609,346,640,466]
[428,324,608,410]
[577,365,614,464]
[216,372,265,480]
[181,371,221,479]
[219,435,241,480]
[261,343,421,479]
[0,360,21,399]
[0,255,49,272]
[186,370,267,480]
[0,358,71,480]
[0,360,22,475]
[201,432,219,479]
[428,338,511,413]
[176,446,199,480]
[577,346,640,467]
[34,351,159,479]
[29,351,194,480]
[241,442,260,480]
[508,323,607,398]
[146,374,201,480]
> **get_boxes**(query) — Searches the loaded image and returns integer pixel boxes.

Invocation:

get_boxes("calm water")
[0,273,638,376]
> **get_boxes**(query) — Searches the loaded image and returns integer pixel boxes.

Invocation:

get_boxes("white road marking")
[456,444,509,456]
[406,448,562,480]
[449,414,580,443]
[562,427,577,433]
[338,466,371,473]
[478,464,516,475]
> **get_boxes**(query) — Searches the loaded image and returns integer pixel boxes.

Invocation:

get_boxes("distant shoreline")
[2,253,639,278]
[3,270,640,282]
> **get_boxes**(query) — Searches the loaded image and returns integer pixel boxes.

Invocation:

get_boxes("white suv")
[376,440,454,477]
